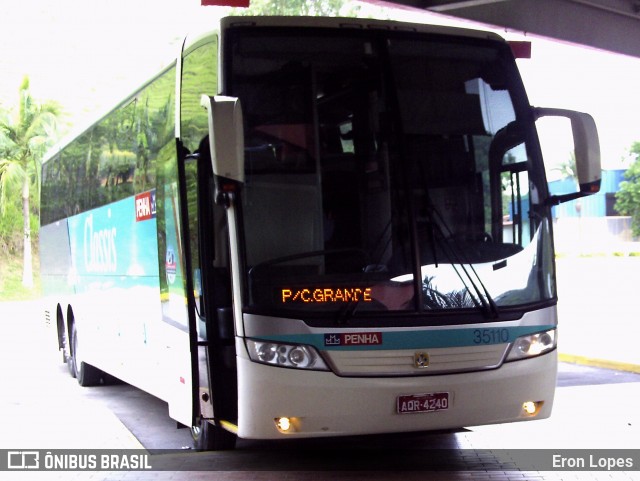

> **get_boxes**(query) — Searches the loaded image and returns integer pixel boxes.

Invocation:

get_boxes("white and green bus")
[40,16,601,450]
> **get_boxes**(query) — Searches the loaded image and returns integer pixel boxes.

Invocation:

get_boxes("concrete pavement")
[555,256,640,373]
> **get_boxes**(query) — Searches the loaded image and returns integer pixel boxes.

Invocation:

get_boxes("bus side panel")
[40,180,195,429]
[60,194,189,406]
[40,220,74,354]
[155,180,196,427]
[40,220,74,298]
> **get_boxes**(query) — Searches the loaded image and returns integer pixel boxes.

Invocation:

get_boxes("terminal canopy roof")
[371,0,640,59]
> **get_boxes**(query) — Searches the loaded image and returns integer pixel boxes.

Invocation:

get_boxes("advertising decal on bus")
[66,196,159,286]
[135,190,157,222]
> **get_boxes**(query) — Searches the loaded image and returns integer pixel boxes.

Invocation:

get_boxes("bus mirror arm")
[534,107,602,206]
[545,190,588,207]
[214,178,239,208]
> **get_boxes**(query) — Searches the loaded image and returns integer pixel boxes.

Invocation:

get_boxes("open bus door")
[175,96,244,450]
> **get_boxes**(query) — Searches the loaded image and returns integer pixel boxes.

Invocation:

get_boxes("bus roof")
[219,15,503,41]
[182,15,504,52]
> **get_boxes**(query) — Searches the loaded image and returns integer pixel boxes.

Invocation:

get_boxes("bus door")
[177,136,239,448]
[176,37,238,448]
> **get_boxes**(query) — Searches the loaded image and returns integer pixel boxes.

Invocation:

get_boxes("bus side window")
[181,39,218,154]
[180,37,219,321]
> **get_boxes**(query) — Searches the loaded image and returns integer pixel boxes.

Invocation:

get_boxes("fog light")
[275,417,292,432]
[522,401,543,416]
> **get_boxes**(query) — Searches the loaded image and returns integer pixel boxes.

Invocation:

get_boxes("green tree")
[0,76,61,287]
[615,142,640,237]
[234,0,360,16]
[554,151,577,181]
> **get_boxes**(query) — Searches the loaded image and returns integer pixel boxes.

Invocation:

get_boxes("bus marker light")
[522,401,543,416]
[275,417,292,432]
[219,420,239,434]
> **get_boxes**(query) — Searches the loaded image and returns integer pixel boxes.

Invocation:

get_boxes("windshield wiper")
[424,203,499,319]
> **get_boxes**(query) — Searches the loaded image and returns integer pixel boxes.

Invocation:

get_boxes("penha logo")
[135,190,156,222]
[324,332,382,347]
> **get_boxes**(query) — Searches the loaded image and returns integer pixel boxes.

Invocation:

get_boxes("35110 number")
[473,328,509,344]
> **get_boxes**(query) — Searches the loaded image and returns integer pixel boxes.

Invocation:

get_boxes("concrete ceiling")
[384,0,640,58]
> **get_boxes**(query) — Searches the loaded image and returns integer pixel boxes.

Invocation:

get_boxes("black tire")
[58,313,70,366]
[191,419,237,451]
[66,340,77,379]
[70,325,102,387]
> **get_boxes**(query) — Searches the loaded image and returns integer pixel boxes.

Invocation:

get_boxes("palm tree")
[553,151,577,181]
[0,76,61,287]
[422,276,477,309]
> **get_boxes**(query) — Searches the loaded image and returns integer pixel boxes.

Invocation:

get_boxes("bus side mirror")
[534,107,601,206]
[201,95,245,197]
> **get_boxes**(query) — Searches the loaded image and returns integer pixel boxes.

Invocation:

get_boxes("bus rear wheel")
[191,420,236,451]
[70,325,102,387]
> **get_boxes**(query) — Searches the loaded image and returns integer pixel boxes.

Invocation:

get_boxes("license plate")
[396,392,449,414]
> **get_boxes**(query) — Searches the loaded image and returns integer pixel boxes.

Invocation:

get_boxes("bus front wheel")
[191,420,236,451]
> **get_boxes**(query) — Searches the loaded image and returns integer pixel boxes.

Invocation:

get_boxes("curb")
[559,353,640,374]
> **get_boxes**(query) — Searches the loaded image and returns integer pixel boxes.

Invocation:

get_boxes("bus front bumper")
[235,350,557,439]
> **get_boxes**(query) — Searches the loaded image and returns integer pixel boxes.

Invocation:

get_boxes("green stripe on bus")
[254,325,556,351]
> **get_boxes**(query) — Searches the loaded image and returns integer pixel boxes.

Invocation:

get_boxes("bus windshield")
[229,28,554,318]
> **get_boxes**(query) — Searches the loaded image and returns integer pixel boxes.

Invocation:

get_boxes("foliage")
[233,0,361,16]
[0,200,23,255]
[553,151,577,181]
[615,142,640,237]
[41,67,174,226]
[422,276,477,309]
[0,76,62,287]
[0,247,41,301]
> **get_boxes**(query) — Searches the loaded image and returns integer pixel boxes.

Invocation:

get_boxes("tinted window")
[41,66,176,225]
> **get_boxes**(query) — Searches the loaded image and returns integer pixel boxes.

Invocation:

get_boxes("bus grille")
[323,344,509,376]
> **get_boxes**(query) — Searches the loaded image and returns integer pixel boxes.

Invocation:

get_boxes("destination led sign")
[281,287,373,304]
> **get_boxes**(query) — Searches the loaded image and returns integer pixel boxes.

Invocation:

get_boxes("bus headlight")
[246,340,330,371]
[505,329,556,361]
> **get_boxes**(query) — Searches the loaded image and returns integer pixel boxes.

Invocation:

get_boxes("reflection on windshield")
[230,28,553,318]
[404,220,554,310]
